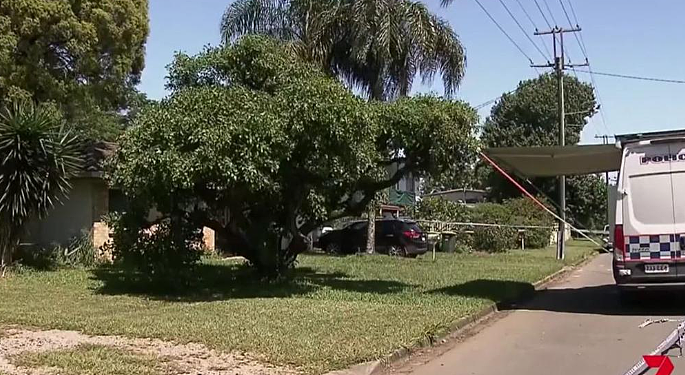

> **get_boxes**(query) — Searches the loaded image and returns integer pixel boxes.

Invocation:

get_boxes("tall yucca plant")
[0,102,82,275]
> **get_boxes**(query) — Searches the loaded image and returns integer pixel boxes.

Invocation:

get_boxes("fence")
[414,220,555,233]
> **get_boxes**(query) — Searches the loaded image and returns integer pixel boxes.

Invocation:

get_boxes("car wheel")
[388,245,407,257]
[326,242,342,255]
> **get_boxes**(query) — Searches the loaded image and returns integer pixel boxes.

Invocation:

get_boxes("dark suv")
[318,219,428,257]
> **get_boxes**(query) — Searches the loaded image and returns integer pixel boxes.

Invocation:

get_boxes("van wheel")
[326,242,342,255]
[388,246,407,257]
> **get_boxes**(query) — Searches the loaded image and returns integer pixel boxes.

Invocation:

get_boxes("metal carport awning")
[484,144,623,177]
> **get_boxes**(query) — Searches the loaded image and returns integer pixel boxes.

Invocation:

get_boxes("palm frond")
[220,0,295,43]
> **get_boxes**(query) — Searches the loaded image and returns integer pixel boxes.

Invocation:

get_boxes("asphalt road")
[385,254,685,375]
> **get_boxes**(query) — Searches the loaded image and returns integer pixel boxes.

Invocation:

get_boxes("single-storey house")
[422,188,488,204]
[24,142,215,255]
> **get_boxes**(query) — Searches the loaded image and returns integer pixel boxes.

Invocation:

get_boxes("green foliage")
[481,73,595,149]
[0,101,82,273]
[15,230,98,270]
[416,197,553,252]
[221,0,465,100]
[0,0,149,140]
[503,197,553,249]
[567,174,608,230]
[415,196,470,222]
[472,226,517,253]
[109,36,478,277]
[470,200,553,250]
[104,212,202,279]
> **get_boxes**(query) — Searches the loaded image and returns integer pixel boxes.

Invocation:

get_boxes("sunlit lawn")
[0,241,596,374]
[9,344,167,375]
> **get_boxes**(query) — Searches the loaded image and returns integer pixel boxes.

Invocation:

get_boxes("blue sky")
[139,0,685,144]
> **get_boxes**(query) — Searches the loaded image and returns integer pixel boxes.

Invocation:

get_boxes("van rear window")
[627,173,673,225]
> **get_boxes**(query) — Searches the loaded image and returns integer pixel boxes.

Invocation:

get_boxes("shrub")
[15,230,98,270]
[104,211,203,279]
[453,230,474,253]
[470,203,512,224]
[417,197,554,252]
[503,197,553,249]
[472,226,517,253]
[415,196,471,222]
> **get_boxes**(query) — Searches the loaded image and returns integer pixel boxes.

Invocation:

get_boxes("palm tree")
[0,102,82,275]
[221,0,465,100]
[221,0,465,252]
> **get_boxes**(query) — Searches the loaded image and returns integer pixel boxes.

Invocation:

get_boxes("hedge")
[416,196,554,252]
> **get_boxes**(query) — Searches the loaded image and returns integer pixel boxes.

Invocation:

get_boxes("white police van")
[612,133,685,294]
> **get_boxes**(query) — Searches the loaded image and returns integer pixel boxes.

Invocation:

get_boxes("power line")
[559,0,588,59]
[542,0,559,26]
[539,0,574,66]
[498,0,549,61]
[564,0,609,134]
[472,0,536,67]
[574,69,685,84]
[533,0,553,29]
[474,87,523,110]
[588,72,609,133]
[567,0,589,55]
[515,0,553,58]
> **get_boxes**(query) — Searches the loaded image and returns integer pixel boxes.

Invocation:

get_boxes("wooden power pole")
[532,27,587,260]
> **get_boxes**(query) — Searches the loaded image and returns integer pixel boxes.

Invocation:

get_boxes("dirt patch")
[0,327,300,375]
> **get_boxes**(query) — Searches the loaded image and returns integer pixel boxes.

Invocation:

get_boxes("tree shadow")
[427,279,536,306]
[509,284,685,316]
[427,278,685,316]
[90,263,410,302]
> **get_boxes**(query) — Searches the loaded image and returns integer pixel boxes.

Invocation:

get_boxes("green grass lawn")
[9,344,167,375]
[0,241,596,374]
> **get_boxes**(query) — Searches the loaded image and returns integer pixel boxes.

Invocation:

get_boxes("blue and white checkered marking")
[626,234,683,260]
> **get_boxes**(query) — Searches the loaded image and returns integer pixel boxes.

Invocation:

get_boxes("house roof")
[78,141,118,178]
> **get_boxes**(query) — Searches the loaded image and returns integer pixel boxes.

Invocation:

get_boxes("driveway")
[385,253,685,375]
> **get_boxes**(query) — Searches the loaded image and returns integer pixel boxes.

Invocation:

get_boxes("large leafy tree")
[0,101,82,276]
[0,0,149,140]
[480,73,606,229]
[110,37,477,276]
[222,0,466,252]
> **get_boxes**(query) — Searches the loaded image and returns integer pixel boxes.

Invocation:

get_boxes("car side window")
[350,222,367,231]
[378,221,395,235]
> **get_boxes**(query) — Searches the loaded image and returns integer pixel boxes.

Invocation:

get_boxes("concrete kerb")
[335,251,599,375]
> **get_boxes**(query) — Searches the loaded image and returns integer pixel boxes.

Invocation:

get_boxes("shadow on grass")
[428,279,536,305]
[90,263,410,302]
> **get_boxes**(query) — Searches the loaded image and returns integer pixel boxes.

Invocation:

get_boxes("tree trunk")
[365,204,375,253]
